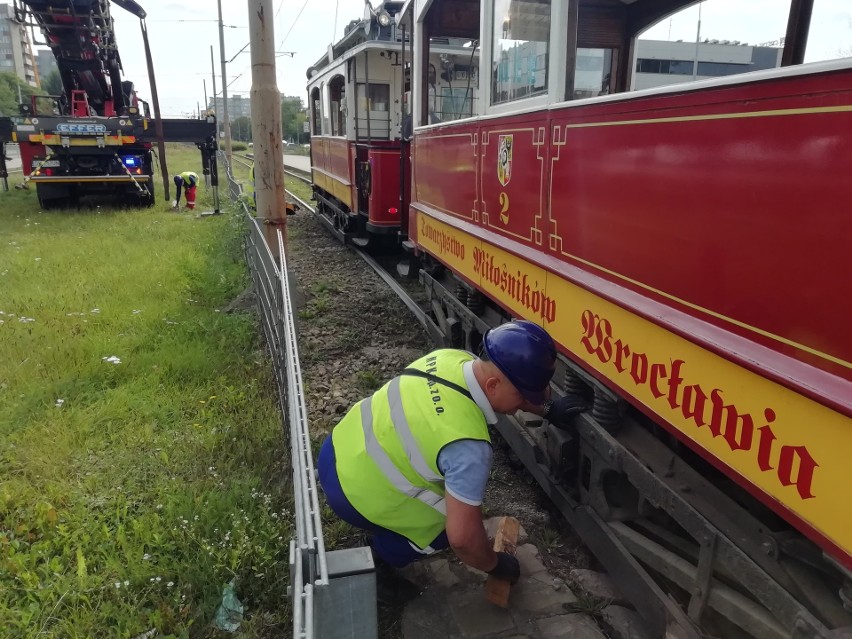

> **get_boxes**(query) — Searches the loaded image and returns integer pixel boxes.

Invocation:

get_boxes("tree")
[0,72,36,116]
[41,69,63,96]
[281,96,306,143]
[231,116,252,142]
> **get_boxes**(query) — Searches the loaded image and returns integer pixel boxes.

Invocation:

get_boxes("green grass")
[0,146,291,638]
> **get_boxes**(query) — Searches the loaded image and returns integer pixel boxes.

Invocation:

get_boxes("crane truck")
[0,0,219,210]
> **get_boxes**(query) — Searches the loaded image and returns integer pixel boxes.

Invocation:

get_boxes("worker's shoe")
[375,562,422,606]
[372,551,422,606]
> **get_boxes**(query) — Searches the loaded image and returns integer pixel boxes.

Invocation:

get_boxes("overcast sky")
[79,0,852,117]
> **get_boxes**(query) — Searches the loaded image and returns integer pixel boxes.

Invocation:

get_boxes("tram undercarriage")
[417,266,852,639]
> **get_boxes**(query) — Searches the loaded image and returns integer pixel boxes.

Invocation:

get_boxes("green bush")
[231,142,248,152]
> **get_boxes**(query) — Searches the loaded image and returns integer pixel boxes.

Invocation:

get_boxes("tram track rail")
[283,166,430,331]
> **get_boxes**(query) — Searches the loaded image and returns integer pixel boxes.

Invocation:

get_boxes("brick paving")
[399,519,610,639]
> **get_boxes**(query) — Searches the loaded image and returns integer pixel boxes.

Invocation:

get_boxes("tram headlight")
[378,10,391,27]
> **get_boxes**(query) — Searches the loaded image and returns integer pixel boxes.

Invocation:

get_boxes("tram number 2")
[499,192,509,224]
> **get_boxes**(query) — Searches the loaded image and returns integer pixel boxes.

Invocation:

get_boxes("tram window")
[310,87,321,136]
[417,0,480,125]
[356,83,391,140]
[440,86,475,120]
[573,48,614,99]
[321,82,329,134]
[329,75,346,136]
[491,0,551,105]
[634,1,796,89]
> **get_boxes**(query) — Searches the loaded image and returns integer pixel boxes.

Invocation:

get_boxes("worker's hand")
[545,394,590,428]
[487,551,520,584]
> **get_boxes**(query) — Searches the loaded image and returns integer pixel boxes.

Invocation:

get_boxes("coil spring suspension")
[563,370,587,396]
[455,284,468,306]
[592,393,621,432]
[467,290,485,315]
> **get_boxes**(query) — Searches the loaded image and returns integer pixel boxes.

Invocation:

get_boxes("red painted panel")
[413,127,478,221]
[547,71,852,379]
[478,115,550,246]
[367,145,402,228]
[326,137,350,184]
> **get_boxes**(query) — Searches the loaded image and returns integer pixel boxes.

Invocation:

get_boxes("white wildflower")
[101,356,121,364]
[55,398,65,407]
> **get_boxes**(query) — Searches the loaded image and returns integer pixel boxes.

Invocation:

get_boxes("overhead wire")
[279,0,310,49]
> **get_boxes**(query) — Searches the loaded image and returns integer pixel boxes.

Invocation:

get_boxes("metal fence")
[224,155,377,639]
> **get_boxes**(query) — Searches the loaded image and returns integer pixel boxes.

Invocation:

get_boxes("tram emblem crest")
[497,134,513,187]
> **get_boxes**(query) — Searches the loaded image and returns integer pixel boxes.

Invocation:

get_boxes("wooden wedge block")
[485,516,520,608]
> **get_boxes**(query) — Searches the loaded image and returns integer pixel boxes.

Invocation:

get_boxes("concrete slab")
[402,587,460,639]
[429,558,460,588]
[509,576,577,615]
[449,590,516,637]
[536,613,607,639]
[570,568,627,605]
[515,544,548,577]
[399,546,610,639]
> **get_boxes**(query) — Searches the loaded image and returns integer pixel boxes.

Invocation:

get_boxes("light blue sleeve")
[437,439,493,506]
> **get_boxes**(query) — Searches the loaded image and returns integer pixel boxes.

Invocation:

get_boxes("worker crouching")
[173,171,198,210]
[317,320,589,605]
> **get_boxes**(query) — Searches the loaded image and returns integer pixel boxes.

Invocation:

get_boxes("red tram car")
[310,1,851,637]
[306,1,477,247]
[306,2,409,246]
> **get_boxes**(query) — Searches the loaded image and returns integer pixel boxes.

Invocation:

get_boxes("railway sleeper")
[419,267,852,639]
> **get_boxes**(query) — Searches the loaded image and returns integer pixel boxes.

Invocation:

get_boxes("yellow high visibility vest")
[331,350,490,547]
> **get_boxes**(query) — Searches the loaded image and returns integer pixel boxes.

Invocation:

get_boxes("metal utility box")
[314,546,377,638]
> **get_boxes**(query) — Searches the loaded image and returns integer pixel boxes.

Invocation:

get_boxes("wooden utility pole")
[217,0,233,167]
[248,0,287,254]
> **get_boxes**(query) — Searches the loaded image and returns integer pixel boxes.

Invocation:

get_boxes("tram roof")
[395,0,816,68]
[395,0,703,35]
